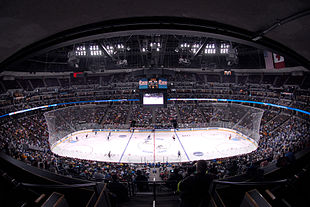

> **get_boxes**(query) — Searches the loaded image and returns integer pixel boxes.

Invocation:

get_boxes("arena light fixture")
[204,44,216,54]
[117,44,124,49]
[220,43,230,54]
[115,43,128,53]
[89,45,103,56]
[180,43,191,49]
[149,41,161,51]
[106,45,114,55]
[190,43,200,54]
[75,45,86,56]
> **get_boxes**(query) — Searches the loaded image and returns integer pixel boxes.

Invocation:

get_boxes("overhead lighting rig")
[74,43,129,57]
[204,44,216,54]
[140,40,161,53]
[191,43,201,54]
[220,43,230,54]
[106,45,115,55]
[90,45,102,56]
[75,45,86,56]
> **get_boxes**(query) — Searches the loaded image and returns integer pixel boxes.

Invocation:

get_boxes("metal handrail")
[213,179,287,186]
[21,182,97,189]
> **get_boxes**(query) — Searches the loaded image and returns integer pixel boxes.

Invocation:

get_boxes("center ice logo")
[138,139,170,153]
[193,152,204,156]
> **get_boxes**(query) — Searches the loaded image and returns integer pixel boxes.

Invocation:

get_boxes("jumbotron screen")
[139,78,167,89]
[143,93,164,105]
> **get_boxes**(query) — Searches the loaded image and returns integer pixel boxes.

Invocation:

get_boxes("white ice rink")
[51,128,258,163]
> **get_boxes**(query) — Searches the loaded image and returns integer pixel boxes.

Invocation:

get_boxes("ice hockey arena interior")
[1,1,310,207]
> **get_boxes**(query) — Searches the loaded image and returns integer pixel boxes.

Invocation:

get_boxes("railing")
[213,179,288,186]
[0,164,295,207]
[210,179,288,207]
[21,182,98,189]
[0,167,104,206]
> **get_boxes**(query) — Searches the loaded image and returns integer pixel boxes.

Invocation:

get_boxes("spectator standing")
[134,170,148,192]
[179,160,214,207]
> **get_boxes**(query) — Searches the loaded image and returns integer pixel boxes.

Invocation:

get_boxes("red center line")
[153,130,155,164]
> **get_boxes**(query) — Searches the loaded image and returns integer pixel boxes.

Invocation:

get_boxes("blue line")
[119,131,135,163]
[174,130,190,161]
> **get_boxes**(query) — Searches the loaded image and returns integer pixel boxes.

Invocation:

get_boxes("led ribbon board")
[1,98,309,118]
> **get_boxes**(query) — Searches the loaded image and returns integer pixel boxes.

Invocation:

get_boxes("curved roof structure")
[0,0,309,69]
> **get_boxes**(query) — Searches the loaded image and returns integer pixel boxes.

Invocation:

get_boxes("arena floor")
[51,128,258,163]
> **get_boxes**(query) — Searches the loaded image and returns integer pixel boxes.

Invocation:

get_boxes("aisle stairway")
[120,194,179,207]
[120,167,180,207]
[150,167,163,181]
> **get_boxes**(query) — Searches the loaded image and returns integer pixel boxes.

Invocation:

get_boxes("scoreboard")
[158,78,168,89]
[138,78,168,107]
[139,78,148,89]
[139,78,167,89]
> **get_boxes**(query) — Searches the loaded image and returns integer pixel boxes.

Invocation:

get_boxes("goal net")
[198,103,264,143]
[44,104,107,148]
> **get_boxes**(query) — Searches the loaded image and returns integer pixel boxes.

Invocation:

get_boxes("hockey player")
[178,150,181,158]
[229,134,232,140]
[172,135,176,141]
[107,131,111,140]
[148,134,151,140]
[108,151,111,158]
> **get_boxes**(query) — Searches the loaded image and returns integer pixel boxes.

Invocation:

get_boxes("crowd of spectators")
[260,110,278,126]
[1,72,309,110]
[1,72,310,207]
[178,105,204,125]
[0,71,310,198]
[130,105,153,127]
[103,104,130,127]
[262,113,290,134]
[155,105,178,127]
[0,102,309,184]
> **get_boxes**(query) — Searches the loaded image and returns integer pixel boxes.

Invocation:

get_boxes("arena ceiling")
[0,0,309,71]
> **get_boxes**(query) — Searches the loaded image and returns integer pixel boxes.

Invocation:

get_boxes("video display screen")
[143,93,164,105]
[139,78,167,89]
[139,78,148,89]
[158,78,167,89]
